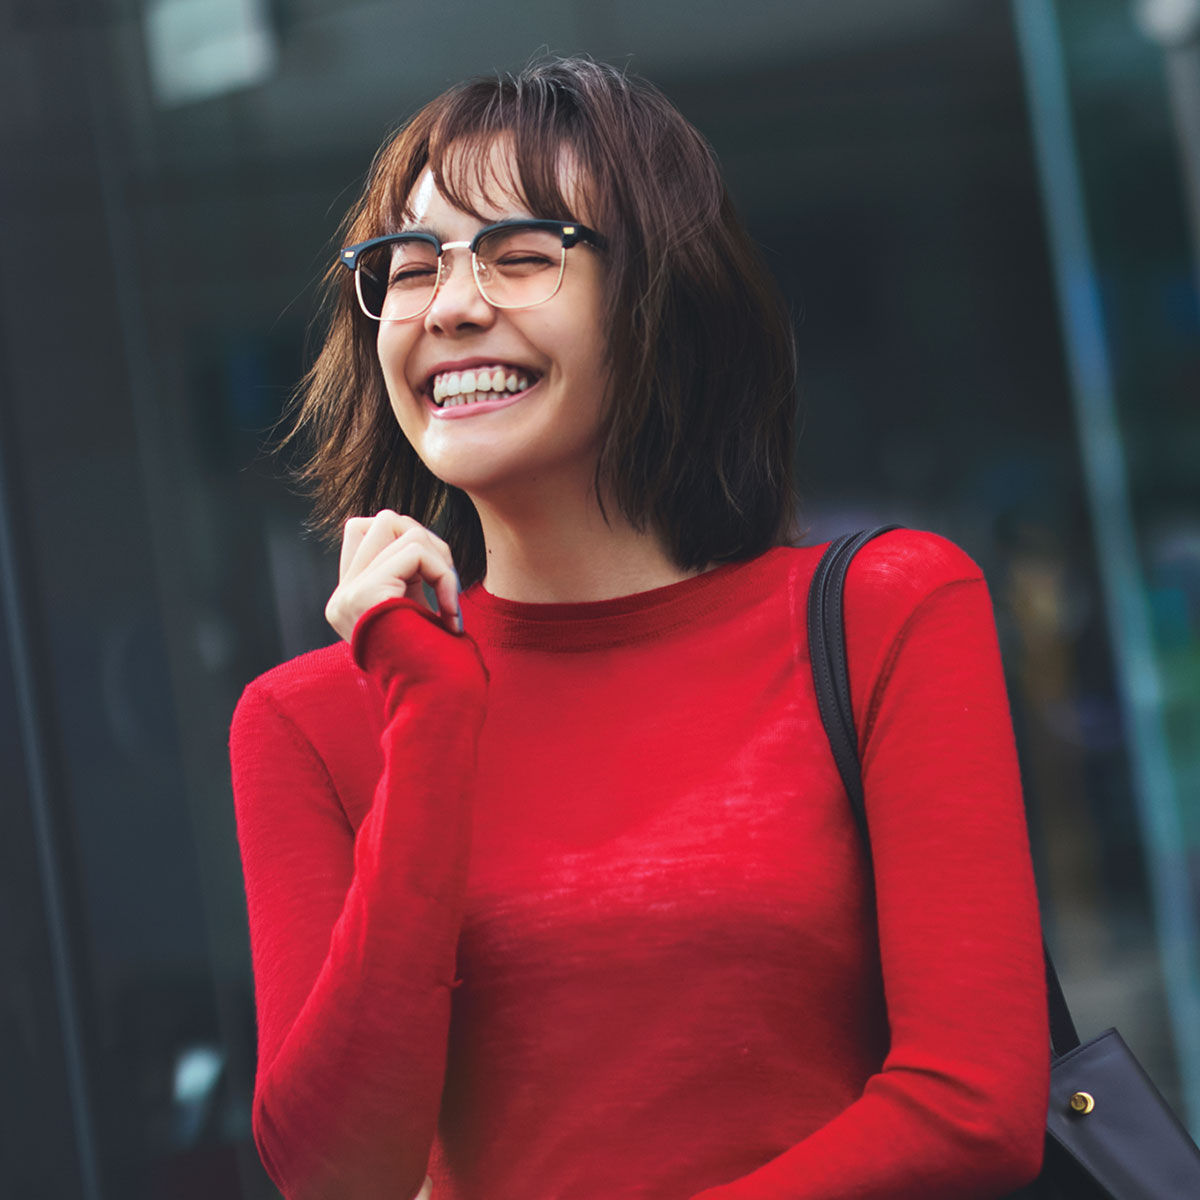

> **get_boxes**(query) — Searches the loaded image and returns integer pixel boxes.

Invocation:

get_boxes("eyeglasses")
[339,219,605,322]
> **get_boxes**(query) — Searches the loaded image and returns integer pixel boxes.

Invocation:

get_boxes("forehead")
[405,167,526,229]
[398,135,589,230]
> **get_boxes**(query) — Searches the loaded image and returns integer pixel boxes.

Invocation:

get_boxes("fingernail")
[453,570,464,634]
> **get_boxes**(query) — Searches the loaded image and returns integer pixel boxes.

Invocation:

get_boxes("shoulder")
[235,639,360,714]
[231,639,381,752]
[776,528,984,612]
[794,529,1000,736]
[844,528,984,607]
[784,527,992,669]
[230,640,385,828]
[842,529,989,657]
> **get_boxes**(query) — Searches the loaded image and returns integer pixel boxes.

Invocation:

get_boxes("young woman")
[230,57,1049,1200]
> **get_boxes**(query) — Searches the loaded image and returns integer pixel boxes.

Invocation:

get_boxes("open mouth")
[426,364,541,410]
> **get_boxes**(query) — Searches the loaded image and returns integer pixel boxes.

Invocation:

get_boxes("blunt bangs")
[283,57,801,587]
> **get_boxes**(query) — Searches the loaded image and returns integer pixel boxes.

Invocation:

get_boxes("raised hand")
[325,510,462,643]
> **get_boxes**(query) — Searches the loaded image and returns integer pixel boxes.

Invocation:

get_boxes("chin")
[415,451,524,499]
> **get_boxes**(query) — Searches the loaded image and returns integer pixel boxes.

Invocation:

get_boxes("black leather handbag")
[807,526,1200,1200]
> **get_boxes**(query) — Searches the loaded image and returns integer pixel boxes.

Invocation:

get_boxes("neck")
[470,482,705,603]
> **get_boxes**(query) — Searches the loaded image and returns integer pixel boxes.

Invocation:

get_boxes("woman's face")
[375,143,611,507]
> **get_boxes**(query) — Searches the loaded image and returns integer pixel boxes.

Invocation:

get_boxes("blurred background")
[2,0,1198,1195]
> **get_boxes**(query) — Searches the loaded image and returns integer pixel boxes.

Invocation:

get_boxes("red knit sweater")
[230,531,1049,1200]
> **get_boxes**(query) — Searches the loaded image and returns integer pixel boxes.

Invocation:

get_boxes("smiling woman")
[228,56,1049,1200]
[281,60,799,597]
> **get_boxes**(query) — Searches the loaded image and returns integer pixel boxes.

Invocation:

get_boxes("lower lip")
[429,382,538,420]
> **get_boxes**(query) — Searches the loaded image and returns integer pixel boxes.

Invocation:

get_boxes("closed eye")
[490,254,556,272]
[389,265,438,287]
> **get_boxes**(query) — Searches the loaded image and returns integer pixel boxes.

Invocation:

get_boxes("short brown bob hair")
[286,56,800,586]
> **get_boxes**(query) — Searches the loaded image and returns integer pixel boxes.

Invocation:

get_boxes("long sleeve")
[689,544,1049,1199]
[230,599,488,1200]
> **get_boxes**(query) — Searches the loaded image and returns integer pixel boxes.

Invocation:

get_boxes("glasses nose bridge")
[432,239,485,305]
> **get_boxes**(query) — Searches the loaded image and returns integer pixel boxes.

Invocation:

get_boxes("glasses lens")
[356,238,439,320]
[475,226,565,309]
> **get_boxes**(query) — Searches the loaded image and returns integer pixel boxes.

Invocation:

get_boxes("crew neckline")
[461,546,796,651]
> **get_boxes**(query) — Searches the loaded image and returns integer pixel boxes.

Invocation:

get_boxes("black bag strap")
[806,527,1080,1058]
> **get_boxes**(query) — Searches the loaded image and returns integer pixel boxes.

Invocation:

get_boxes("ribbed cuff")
[351,597,489,695]
[350,598,445,674]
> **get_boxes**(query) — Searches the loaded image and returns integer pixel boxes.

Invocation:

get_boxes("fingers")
[338,516,372,582]
[361,535,460,626]
[342,511,453,584]
[330,510,463,642]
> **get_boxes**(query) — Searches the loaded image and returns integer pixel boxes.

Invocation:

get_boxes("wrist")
[351,597,488,697]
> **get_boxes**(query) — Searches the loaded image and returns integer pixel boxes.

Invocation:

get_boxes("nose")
[424,243,495,334]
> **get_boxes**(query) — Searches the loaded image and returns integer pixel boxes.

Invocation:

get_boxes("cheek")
[376,327,418,398]
[561,289,610,381]
[572,326,612,397]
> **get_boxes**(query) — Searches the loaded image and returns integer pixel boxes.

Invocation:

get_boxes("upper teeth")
[432,365,531,406]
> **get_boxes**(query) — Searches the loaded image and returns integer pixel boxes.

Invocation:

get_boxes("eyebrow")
[395,215,536,240]
[396,222,443,239]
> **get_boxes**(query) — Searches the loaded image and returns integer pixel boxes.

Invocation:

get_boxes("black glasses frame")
[339,219,606,321]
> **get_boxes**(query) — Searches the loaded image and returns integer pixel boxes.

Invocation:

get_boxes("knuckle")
[375,508,412,528]
[397,526,431,549]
